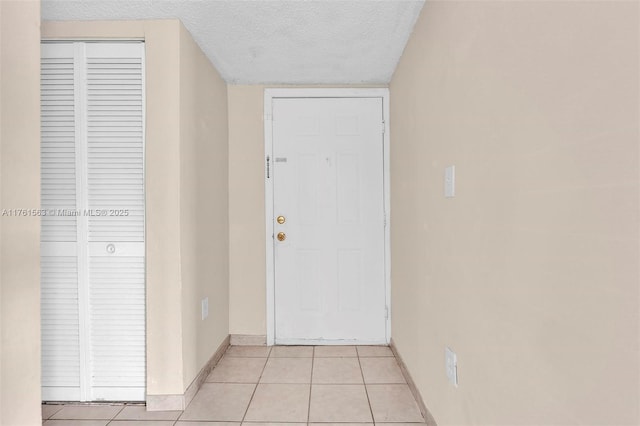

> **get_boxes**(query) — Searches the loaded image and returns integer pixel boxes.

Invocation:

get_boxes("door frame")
[264,88,391,346]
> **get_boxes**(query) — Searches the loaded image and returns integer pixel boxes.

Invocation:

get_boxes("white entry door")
[272,97,387,344]
[41,42,146,402]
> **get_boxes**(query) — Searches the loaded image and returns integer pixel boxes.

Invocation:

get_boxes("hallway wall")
[390,1,639,424]
[178,23,229,390]
[0,1,42,424]
[228,85,268,337]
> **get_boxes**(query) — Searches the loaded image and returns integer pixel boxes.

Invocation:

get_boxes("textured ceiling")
[41,0,425,84]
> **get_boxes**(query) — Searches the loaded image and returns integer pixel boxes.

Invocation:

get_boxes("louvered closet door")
[85,43,145,402]
[41,42,146,402]
[41,43,81,402]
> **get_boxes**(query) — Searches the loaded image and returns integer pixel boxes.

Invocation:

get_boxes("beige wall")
[390,1,639,425]
[228,85,268,336]
[0,1,42,424]
[179,24,229,388]
[42,20,230,403]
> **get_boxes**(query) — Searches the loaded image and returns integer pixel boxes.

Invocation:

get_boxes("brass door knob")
[277,215,286,224]
[277,232,286,241]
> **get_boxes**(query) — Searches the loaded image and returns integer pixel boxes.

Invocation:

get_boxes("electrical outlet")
[445,347,458,387]
[201,297,209,320]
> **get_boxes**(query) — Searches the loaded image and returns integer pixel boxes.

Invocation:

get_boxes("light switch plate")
[445,347,458,387]
[201,297,209,320]
[445,165,455,198]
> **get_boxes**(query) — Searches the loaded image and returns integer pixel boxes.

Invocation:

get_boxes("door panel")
[41,255,81,401]
[41,43,81,401]
[88,255,145,400]
[85,44,146,401]
[273,97,386,343]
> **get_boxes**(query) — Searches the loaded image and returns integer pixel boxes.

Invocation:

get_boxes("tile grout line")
[110,404,125,424]
[307,345,315,424]
[357,347,376,424]
[240,345,272,423]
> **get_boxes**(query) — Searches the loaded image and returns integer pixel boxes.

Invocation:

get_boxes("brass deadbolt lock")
[277,216,286,224]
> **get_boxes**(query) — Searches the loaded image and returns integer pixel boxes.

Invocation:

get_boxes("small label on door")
[275,157,287,163]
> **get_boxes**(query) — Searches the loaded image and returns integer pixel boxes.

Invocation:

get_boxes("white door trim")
[264,88,391,346]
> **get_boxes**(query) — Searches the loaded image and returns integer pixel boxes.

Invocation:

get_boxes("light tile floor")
[42,345,425,425]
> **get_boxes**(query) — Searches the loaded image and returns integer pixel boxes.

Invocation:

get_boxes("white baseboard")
[230,334,267,346]
[146,334,230,411]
